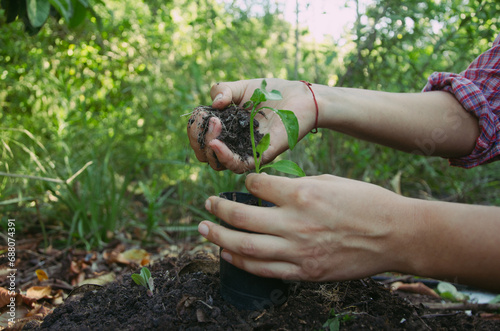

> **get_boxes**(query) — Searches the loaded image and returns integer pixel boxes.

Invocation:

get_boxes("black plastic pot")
[218,192,289,311]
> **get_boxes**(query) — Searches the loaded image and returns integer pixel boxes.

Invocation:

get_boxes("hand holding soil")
[191,77,500,292]
[187,79,317,173]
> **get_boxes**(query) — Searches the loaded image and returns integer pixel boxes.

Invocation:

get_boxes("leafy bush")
[1,0,498,248]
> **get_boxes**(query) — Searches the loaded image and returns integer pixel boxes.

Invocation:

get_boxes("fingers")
[202,116,225,170]
[204,196,285,235]
[244,173,298,207]
[220,249,303,280]
[198,219,297,263]
[208,140,253,174]
[187,108,208,162]
[210,80,250,109]
[187,108,229,171]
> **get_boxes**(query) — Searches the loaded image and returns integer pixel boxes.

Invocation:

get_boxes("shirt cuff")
[422,72,500,168]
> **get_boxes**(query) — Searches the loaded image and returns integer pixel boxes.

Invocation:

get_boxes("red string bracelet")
[300,80,319,134]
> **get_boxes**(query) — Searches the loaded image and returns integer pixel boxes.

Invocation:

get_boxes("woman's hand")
[197,173,414,281]
[198,173,500,291]
[187,79,317,173]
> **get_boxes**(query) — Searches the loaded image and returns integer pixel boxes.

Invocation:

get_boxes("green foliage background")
[1,0,499,248]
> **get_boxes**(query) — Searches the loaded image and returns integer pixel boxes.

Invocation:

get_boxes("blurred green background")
[1,0,499,249]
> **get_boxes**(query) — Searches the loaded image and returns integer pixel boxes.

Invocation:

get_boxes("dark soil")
[189,105,263,161]
[26,253,500,330]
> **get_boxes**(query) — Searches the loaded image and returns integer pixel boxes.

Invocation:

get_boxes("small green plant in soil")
[322,308,354,331]
[131,267,155,297]
[436,281,469,302]
[243,80,305,177]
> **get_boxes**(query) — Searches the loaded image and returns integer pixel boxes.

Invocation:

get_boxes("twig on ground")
[422,302,500,313]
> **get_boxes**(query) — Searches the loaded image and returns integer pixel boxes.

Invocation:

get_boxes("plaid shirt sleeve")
[422,33,500,168]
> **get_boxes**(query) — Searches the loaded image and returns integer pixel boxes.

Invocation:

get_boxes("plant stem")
[249,108,260,174]
[249,107,263,206]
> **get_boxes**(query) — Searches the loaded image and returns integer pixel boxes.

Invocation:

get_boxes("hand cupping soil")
[189,105,263,161]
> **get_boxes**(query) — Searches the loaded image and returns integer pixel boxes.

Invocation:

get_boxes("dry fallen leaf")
[0,287,16,308]
[119,248,151,265]
[140,257,150,266]
[70,260,81,274]
[390,281,441,299]
[26,286,53,300]
[26,303,52,317]
[78,272,116,286]
[0,287,38,309]
[35,269,49,281]
[102,244,126,264]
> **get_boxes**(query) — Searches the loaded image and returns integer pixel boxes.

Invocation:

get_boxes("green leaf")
[243,101,253,109]
[324,318,340,331]
[260,79,283,101]
[250,80,283,107]
[261,160,305,177]
[131,274,147,287]
[147,276,155,291]
[323,309,340,331]
[256,133,270,157]
[263,89,282,101]
[249,88,266,107]
[49,0,73,22]
[68,0,87,28]
[275,109,299,150]
[489,295,500,304]
[26,0,50,28]
[436,282,467,302]
[140,267,151,281]
[260,79,267,90]
[76,0,89,7]
[439,292,457,301]
[437,282,457,295]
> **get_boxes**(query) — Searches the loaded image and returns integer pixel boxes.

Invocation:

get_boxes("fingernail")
[221,251,232,263]
[205,199,211,211]
[214,93,223,102]
[198,223,209,237]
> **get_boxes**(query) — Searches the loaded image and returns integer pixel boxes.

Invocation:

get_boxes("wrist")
[314,85,353,132]
[299,81,319,133]
[384,196,427,275]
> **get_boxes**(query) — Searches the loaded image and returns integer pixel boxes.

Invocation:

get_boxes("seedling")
[322,309,354,331]
[436,282,469,302]
[131,267,154,297]
[243,80,305,177]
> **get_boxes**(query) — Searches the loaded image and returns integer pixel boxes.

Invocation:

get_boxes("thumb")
[210,80,248,109]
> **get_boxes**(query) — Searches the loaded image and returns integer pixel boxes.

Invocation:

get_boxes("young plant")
[436,282,469,302]
[131,267,155,297]
[323,309,354,331]
[243,80,305,177]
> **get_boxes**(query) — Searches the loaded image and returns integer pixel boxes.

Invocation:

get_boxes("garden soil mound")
[25,253,500,330]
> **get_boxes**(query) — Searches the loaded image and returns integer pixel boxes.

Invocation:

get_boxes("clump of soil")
[27,253,500,330]
[189,105,263,161]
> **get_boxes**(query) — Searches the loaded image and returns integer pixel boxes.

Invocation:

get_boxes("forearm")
[314,86,480,157]
[401,198,500,291]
